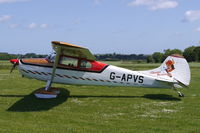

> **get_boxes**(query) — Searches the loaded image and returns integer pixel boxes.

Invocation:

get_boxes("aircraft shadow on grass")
[69,94,181,101]
[3,89,180,112]
[6,88,69,112]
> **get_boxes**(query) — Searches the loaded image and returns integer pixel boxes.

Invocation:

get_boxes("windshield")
[46,52,56,63]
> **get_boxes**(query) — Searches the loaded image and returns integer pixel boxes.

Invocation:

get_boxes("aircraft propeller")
[10,59,19,73]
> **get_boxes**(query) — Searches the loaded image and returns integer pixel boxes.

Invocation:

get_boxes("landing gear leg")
[45,80,52,91]
[172,87,184,97]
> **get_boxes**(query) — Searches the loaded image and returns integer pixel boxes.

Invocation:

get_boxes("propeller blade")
[9,59,19,74]
[10,62,18,73]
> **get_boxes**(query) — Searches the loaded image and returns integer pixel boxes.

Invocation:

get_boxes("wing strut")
[45,45,61,91]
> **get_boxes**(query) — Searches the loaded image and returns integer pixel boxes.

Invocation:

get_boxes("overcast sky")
[0,0,200,54]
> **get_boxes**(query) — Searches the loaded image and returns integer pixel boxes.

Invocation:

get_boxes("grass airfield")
[0,61,200,133]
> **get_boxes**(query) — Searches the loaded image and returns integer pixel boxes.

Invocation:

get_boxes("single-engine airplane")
[10,41,191,98]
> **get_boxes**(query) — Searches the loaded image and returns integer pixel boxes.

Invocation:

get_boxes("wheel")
[178,92,184,97]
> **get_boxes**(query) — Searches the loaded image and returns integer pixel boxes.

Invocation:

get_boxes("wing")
[44,41,96,91]
[51,41,96,61]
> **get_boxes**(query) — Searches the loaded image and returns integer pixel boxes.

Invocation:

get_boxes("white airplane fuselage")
[18,59,172,89]
[9,41,190,98]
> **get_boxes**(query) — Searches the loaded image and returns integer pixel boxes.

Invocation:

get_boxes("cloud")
[183,10,200,22]
[9,23,19,28]
[0,0,29,4]
[0,15,12,22]
[150,0,178,10]
[196,27,200,32]
[28,22,37,29]
[73,18,81,25]
[28,23,49,29]
[94,0,103,5]
[128,0,154,6]
[40,23,48,28]
[128,0,178,11]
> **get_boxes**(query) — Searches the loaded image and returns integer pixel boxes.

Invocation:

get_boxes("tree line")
[0,52,148,61]
[0,45,199,63]
[95,53,147,61]
[0,53,47,60]
[147,46,200,63]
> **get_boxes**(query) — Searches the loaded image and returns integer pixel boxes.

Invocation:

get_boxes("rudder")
[160,54,191,86]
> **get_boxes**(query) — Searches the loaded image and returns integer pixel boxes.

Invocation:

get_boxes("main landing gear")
[34,80,60,99]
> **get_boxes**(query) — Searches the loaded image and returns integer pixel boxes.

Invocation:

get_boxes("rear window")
[80,60,92,68]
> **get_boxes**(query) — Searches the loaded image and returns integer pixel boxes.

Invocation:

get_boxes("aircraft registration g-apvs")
[10,41,191,99]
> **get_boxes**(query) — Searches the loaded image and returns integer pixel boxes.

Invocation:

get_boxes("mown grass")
[0,60,200,133]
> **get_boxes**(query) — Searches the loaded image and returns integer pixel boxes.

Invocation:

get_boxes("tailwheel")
[172,86,184,97]
[178,91,184,97]
[34,88,59,99]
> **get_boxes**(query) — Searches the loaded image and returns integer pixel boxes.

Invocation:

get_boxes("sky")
[0,0,200,55]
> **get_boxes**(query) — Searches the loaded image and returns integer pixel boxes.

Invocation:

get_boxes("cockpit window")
[46,52,56,63]
[80,60,92,68]
[46,53,93,69]
[60,56,78,67]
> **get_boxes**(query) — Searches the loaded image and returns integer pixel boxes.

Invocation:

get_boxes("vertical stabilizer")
[163,54,190,86]
[142,54,191,87]
[155,54,191,86]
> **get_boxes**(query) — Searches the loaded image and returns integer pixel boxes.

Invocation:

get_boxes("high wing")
[42,41,96,93]
[51,41,96,61]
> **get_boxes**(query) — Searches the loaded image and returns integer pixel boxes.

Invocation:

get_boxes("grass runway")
[0,61,200,133]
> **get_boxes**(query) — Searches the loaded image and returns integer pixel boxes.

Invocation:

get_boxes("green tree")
[183,46,196,62]
[146,55,153,63]
[194,46,200,62]
[24,53,37,58]
[163,49,182,61]
[152,52,163,63]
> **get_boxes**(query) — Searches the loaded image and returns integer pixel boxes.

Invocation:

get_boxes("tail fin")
[159,54,191,86]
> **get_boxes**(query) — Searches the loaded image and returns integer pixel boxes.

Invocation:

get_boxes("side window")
[60,56,78,67]
[80,60,92,69]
